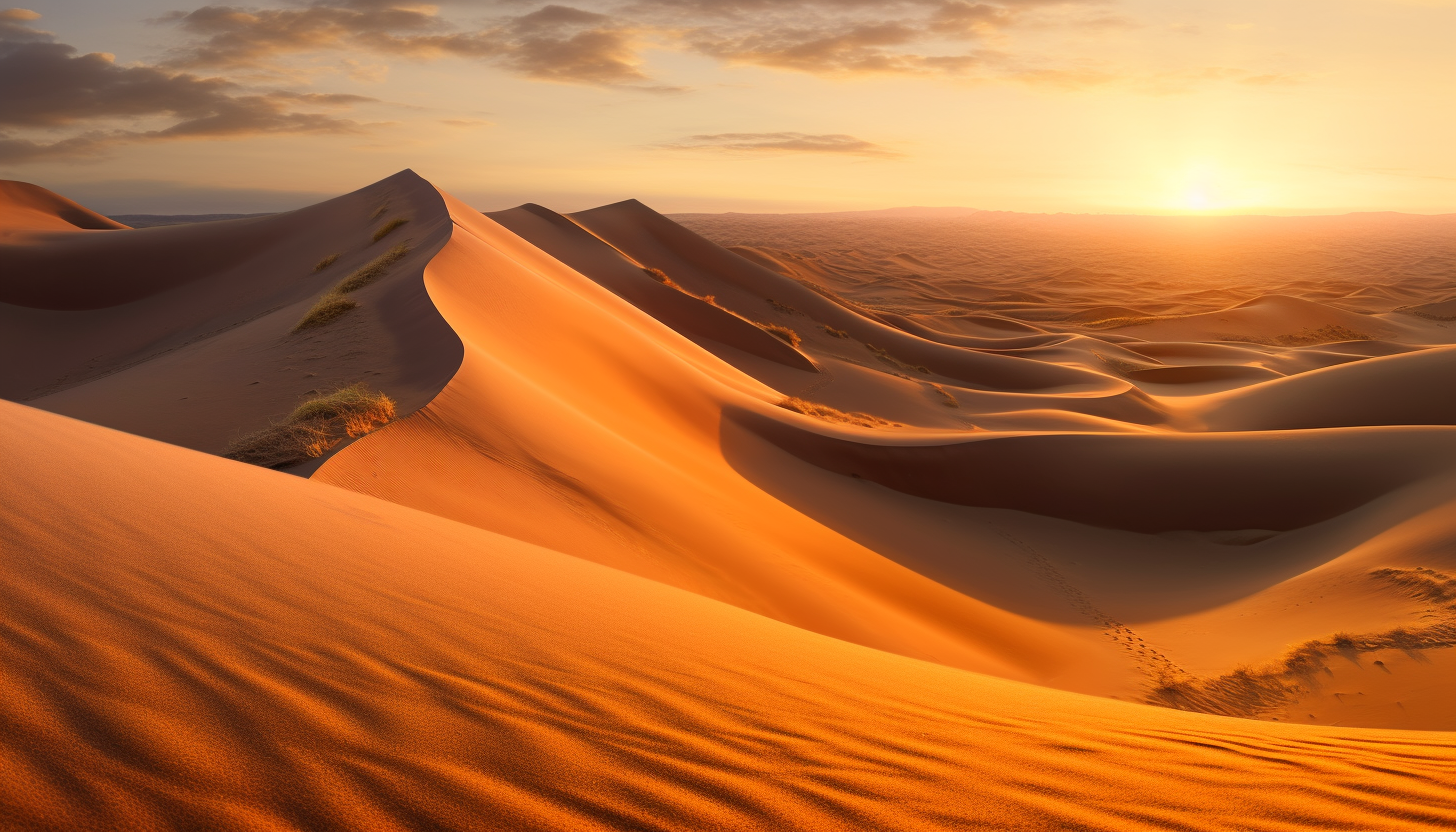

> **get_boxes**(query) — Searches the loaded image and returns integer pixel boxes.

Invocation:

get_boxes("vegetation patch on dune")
[372,217,410,242]
[294,244,411,331]
[1274,324,1372,346]
[823,325,849,338]
[313,253,339,272]
[1092,351,1159,376]
[767,298,797,314]
[224,384,396,469]
[756,322,801,347]
[1147,566,1456,718]
[1227,324,1374,347]
[866,343,930,375]
[643,266,682,289]
[294,293,360,331]
[1077,313,1178,329]
[931,383,959,407]
[778,397,900,428]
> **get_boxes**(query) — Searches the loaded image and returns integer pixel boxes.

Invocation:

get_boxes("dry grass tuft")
[1093,351,1157,376]
[224,384,396,469]
[1371,566,1456,604]
[1275,324,1371,346]
[336,244,410,293]
[1147,567,1456,718]
[1229,325,1374,347]
[1082,315,1172,330]
[778,397,900,428]
[823,325,849,339]
[931,383,959,407]
[372,217,409,242]
[370,204,389,220]
[643,267,681,289]
[757,322,801,347]
[867,343,930,374]
[294,293,359,331]
[313,253,340,272]
[767,298,797,314]
[293,244,411,332]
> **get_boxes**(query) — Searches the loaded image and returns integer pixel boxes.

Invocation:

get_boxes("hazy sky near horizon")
[1,0,1453,214]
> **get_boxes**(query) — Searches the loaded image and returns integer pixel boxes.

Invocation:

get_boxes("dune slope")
[2,400,1453,832]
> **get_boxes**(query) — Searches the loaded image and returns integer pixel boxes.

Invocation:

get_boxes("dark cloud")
[159,2,668,89]
[662,132,903,157]
[148,0,1117,87]
[0,12,369,163]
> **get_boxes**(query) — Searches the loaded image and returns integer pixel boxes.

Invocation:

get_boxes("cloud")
[147,1,1126,87]
[158,2,673,89]
[661,132,903,157]
[0,12,370,163]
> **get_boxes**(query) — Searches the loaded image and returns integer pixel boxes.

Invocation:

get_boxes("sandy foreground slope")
[2,174,1455,827]
[2,401,1453,831]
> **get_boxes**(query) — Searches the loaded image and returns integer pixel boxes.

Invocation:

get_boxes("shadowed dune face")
[3,175,1456,829]
[0,174,462,462]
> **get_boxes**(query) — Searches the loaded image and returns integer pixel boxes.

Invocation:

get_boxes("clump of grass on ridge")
[823,325,850,339]
[778,397,900,428]
[866,343,930,374]
[767,297,797,314]
[313,253,340,272]
[757,322,801,347]
[293,244,411,332]
[644,266,681,289]
[336,244,409,293]
[372,217,410,242]
[294,294,360,331]
[931,383,959,408]
[224,384,396,469]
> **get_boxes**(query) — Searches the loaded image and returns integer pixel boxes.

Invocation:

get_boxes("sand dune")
[0,174,460,461]
[2,175,1454,828]
[3,401,1453,831]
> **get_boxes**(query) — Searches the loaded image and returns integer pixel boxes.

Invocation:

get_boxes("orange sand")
[2,176,1454,829]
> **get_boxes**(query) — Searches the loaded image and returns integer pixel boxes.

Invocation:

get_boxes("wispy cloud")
[661,132,903,157]
[0,11,372,163]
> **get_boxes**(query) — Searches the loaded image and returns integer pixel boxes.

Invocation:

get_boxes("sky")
[1,0,1453,215]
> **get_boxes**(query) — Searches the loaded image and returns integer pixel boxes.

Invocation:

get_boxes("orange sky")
[2,0,1453,214]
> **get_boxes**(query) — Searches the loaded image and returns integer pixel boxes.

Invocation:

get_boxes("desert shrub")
[1275,325,1371,346]
[866,343,930,374]
[294,293,360,331]
[823,325,849,338]
[767,298,797,314]
[313,253,340,272]
[644,267,683,289]
[778,397,899,428]
[1370,566,1456,604]
[293,244,411,332]
[225,384,396,469]
[931,383,959,408]
[337,244,410,293]
[757,322,801,347]
[373,217,409,242]
[1093,351,1155,376]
